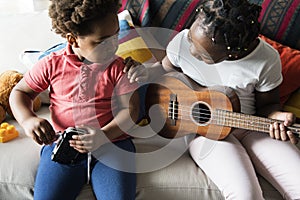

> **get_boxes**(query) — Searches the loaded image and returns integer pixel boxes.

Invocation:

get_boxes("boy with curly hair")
[10,0,139,199]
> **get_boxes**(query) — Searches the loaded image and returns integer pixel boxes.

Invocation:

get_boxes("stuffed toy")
[0,70,41,123]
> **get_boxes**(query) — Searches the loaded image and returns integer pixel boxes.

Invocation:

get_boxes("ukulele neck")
[214,109,300,137]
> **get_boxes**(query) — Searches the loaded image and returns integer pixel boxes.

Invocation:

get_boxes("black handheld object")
[51,127,87,164]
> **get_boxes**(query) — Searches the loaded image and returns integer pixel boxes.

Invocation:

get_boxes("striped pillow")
[120,0,202,31]
[250,0,300,50]
[120,0,150,26]
[121,0,300,50]
[116,19,154,63]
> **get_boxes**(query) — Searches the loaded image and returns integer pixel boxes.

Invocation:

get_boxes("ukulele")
[145,72,300,140]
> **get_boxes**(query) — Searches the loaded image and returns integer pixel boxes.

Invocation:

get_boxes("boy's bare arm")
[9,79,56,145]
[9,79,38,123]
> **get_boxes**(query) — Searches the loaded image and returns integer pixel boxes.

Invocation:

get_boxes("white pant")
[188,131,300,200]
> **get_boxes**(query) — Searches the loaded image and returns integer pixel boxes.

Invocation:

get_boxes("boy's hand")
[22,116,56,145]
[123,56,149,83]
[69,125,108,153]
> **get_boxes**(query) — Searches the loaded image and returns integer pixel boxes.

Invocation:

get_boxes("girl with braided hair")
[125,0,300,199]
[10,0,139,199]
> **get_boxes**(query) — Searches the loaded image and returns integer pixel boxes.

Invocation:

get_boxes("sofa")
[1,0,300,199]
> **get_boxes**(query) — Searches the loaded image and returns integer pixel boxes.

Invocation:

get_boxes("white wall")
[0,2,64,74]
[0,0,50,14]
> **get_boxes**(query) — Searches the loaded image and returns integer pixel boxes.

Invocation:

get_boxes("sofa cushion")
[116,19,154,64]
[133,136,285,200]
[283,89,300,119]
[0,108,46,199]
[0,105,287,200]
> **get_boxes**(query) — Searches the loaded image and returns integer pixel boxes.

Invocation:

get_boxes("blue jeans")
[34,138,136,200]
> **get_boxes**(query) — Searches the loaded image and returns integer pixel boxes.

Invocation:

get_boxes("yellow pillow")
[116,19,154,63]
[283,89,300,119]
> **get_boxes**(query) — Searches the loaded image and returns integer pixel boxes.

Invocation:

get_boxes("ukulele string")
[169,104,277,132]
[177,110,271,130]
[173,108,300,136]
[171,103,272,123]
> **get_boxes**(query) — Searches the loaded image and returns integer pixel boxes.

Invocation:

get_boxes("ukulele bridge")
[168,94,178,126]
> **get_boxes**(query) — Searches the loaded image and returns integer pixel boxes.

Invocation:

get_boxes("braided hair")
[196,0,261,53]
[49,0,120,37]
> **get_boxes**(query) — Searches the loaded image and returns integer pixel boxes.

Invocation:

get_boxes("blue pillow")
[38,42,67,60]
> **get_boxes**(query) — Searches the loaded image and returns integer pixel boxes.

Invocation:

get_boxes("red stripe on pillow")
[120,0,127,12]
[277,0,300,40]
[258,0,272,23]
[139,0,149,23]
[173,0,201,32]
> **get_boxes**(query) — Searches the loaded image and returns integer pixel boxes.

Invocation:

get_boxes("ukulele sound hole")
[191,102,211,125]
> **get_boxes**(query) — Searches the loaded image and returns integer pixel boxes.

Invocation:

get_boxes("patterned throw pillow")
[120,0,203,47]
[248,0,264,4]
[116,19,154,63]
[120,0,202,31]
[120,0,150,26]
[121,0,300,51]
[249,0,300,50]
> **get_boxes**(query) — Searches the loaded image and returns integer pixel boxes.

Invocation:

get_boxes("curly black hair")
[196,0,261,53]
[49,0,120,37]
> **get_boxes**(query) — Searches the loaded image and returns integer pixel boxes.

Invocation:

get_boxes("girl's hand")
[123,56,149,83]
[269,112,298,144]
[22,116,56,145]
[69,125,108,153]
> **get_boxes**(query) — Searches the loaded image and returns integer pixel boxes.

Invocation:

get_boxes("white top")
[166,29,282,115]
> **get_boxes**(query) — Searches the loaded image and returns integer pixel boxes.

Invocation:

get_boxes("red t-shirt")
[25,44,138,140]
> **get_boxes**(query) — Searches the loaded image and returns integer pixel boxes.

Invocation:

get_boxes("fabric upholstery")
[284,89,300,119]
[0,108,286,199]
[116,19,154,63]
[122,0,300,51]
[0,109,45,199]
[255,0,300,50]
[120,0,202,32]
